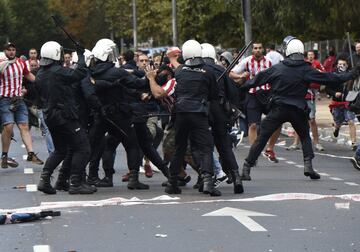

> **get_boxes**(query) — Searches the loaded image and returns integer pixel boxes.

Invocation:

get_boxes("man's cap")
[166,47,181,57]
[3,42,16,50]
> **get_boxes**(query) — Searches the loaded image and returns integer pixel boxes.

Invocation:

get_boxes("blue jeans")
[37,109,55,153]
[0,97,28,125]
[213,152,222,177]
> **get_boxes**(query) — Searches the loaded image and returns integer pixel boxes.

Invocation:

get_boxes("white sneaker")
[234,131,244,148]
[314,143,324,151]
[286,144,300,151]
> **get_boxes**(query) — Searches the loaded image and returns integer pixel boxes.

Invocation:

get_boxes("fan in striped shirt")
[0,42,43,169]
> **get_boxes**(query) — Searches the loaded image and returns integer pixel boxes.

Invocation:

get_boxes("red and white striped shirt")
[0,58,29,97]
[25,59,40,71]
[160,78,177,112]
[232,55,272,93]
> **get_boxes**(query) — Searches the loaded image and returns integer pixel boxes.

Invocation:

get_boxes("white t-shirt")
[266,50,283,65]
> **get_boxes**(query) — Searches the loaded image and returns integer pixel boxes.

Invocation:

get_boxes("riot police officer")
[201,43,243,194]
[239,36,360,181]
[35,41,94,194]
[88,38,149,190]
[165,40,220,196]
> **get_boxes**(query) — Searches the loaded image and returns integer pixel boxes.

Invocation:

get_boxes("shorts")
[0,97,29,125]
[246,94,268,125]
[306,100,316,119]
[331,106,355,126]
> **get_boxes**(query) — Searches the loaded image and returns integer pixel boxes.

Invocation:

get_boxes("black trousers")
[89,115,142,177]
[210,102,239,173]
[169,113,214,176]
[246,104,314,166]
[43,119,90,176]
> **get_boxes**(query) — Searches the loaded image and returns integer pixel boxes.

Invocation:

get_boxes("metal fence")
[303,38,354,63]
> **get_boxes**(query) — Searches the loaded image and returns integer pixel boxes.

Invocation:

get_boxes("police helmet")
[92,38,119,63]
[201,43,216,60]
[39,41,63,66]
[72,49,94,67]
[282,36,304,57]
[182,40,202,61]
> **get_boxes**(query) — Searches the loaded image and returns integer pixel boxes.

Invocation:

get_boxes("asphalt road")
[1,128,359,252]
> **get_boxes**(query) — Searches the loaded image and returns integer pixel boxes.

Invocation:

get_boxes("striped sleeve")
[161,78,177,96]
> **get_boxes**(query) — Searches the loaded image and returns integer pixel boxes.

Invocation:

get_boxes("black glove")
[75,42,85,56]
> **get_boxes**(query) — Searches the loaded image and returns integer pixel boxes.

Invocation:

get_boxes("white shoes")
[314,143,324,151]
[286,144,300,151]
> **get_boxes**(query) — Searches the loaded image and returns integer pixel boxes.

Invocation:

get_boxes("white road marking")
[21,144,26,148]
[335,202,350,209]
[276,157,286,161]
[318,173,330,176]
[24,168,34,174]
[344,182,359,186]
[22,155,28,160]
[33,245,50,252]
[203,207,275,232]
[2,193,360,214]
[329,177,344,181]
[295,165,304,168]
[26,184,38,192]
[285,161,296,164]
[291,228,307,231]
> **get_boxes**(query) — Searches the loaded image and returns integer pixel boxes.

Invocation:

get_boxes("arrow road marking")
[203,207,275,232]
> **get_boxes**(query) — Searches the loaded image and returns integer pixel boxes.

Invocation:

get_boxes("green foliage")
[1,0,360,54]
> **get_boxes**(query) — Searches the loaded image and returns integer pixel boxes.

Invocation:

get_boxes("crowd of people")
[0,35,360,196]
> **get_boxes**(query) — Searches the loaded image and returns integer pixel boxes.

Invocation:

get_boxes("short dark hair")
[267,44,275,50]
[123,50,134,62]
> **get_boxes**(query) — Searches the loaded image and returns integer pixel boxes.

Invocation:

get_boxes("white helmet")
[40,41,63,65]
[92,38,118,62]
[201,43,216,60]
[182,40,202,61]
[282,36,304,57]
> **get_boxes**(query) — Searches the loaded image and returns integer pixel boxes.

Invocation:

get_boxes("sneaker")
[314,143,324,151]
[1,156,19,169]
[286,144,300,151]
[333,128,340,138]
[144,164,153,178]
[122,172,130,182]
[27,153,44,165]
[214,175,228,188]
[263,149,279,163]
[350,156,360,171]
[234,131,244,148]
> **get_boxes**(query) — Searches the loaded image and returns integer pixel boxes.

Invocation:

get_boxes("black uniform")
[240,58,357,180]
[204,60,244,193]
[166,60,220,195]
[35,52,90,194]
[89,61,150,189]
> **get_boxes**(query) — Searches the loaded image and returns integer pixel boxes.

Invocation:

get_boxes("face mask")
[337,64,348,72]
[155,74,168,86]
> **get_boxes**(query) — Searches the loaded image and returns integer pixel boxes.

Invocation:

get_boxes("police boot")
[164,176,181,194]
[202,173,221,197]
[127,170,149,190]
[304,158,321,180]
[241,161,252,181]
[69,175,95,194]
[38,171,56,194]
[81,173,97,193]
[231,170,244,194]
[96,175,114,187]
[54,172,69,191]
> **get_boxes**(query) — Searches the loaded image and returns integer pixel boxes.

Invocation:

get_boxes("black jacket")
[174,61,219,113]
[35,57,87,125]
[91,62,148,117]
[122,60,145,78]
[325,70,353,102]
[242,58,357,110]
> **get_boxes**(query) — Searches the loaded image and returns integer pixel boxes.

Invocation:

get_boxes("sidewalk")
[281,96,360,147]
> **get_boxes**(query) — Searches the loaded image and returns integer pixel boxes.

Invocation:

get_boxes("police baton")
[51,15,84,49]
[104,117,128,138]
[217,40,253,82]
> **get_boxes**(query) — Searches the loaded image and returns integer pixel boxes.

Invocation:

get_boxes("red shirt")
[323,55,336,73]
[305,60,325,100]
[0,58,29,97]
